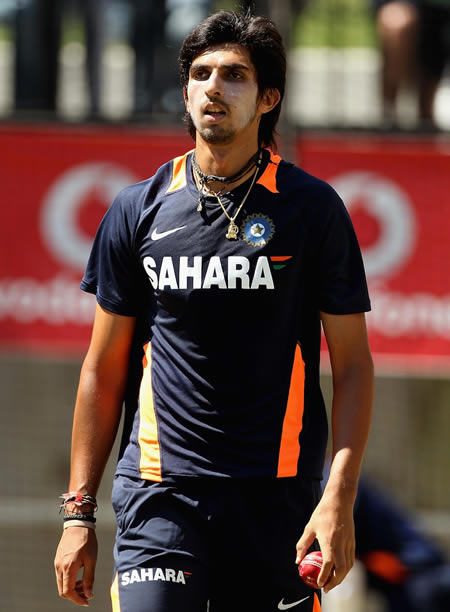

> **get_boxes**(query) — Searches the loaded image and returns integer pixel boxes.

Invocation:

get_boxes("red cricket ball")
[298,551,330,590]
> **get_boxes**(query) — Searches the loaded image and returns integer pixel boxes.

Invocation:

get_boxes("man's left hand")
[295,492,355,592]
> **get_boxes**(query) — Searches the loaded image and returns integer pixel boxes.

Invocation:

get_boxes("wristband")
[63,514,96,523]
[63,519,96,530]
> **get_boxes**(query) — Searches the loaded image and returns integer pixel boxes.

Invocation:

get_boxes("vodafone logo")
[40,162,138,270]
[330,171,416,279]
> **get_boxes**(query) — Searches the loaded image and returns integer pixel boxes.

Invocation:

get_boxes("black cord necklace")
[192,149,262,212]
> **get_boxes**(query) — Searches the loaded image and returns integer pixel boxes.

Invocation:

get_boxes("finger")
[62,562,89,606]
[323,546,346,592]
[54,557,64,597]
[346,540,355,572]
[295,528,316,564]
[317,545,335,589]
[82,559,96,600]
[75,578,94,604]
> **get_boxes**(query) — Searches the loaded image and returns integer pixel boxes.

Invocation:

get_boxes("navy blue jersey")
[81,149,370,481]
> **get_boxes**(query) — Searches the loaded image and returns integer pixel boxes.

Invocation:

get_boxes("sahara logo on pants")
[121,567,191,586]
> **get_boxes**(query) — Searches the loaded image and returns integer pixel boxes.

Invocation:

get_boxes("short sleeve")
[313,183,371,315]
[80,184,144,316]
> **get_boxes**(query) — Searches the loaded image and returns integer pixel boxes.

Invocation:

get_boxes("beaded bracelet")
[60,491,98,513]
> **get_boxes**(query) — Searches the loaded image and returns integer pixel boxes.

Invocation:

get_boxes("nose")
[205,70,223,98]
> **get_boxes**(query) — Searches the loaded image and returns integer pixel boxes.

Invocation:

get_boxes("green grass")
[0,24,12,42]
[61,17,85,46]
[214,0,378,48]
[216,0,378,48]
[294,0,378,48]
[0,18,84,45]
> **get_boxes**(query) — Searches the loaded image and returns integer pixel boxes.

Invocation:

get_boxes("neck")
[194,137,261,179]
[194,154,261,201]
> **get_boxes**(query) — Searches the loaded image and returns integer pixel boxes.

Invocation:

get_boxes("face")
[185,44,276,147]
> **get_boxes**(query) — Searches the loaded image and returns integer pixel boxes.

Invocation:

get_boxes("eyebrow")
[190,62,251,73]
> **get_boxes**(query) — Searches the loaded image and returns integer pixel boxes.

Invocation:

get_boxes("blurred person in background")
[14,0,105,116]
[125,0,167,115]
[322,461,450,611]
[354,476,450,611]
[14,0,61,113]
[374,0,450,128]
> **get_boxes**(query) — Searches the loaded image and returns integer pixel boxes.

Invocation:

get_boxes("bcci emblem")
[241,214,275,247]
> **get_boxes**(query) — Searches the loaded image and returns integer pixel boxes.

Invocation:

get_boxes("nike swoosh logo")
[278,596,310,610]
[151,226,186,241]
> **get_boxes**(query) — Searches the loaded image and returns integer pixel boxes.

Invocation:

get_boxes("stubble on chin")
[198,126,236,145]
[186,111,234,145]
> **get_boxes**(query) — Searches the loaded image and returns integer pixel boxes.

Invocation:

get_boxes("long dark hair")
[178,10,286,149]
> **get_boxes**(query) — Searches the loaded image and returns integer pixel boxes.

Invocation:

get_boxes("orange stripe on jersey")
[111,573,121,611]
[138,343,162,481]
[313,592,322,611]
[277,343,305,477]
[362,550,409,584]
[257,149,281,193]
[166,152,190,193]
[270,256,293,262]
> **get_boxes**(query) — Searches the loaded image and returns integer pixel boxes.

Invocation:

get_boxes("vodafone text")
[143,256,275,290]
[121,567,188,586]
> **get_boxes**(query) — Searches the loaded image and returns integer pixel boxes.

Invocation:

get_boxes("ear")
[258,88,281,116]
[183,87,190,112]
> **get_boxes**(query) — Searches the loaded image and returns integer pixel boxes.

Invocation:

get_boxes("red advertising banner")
[298,133,450,374]
[0,123,192,354]
[1,124,449,373]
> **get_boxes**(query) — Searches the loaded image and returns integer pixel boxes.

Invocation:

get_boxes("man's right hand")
[54,527,98,606]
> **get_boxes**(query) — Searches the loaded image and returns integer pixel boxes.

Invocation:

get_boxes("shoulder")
[278,158,341,204]
[261,149,341,205]
[108,153,190,221]
[268,156,349,231]
[113,156,176,206]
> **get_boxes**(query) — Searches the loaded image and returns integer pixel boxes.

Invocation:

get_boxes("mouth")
[203,105,226,122]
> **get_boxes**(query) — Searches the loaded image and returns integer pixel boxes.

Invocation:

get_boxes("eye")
[229,71,243,80]
[191,68,209,80]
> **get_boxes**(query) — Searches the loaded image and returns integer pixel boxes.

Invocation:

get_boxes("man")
[54,10,373,612]
[374,0,450,126]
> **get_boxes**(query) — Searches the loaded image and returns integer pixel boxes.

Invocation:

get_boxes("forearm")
[296,313,374,589]
[319,312,374,501]
[55,306,134,606]
[296,346,373,590]
[326,355,374,501]
[68,359,125,496]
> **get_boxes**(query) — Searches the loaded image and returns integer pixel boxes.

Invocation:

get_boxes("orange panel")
[138,343,162,481]
[313,592,321,611]
[166,151,191,193]
[257,149,280,193]
[110,572,121,612]
[277,344,305,477]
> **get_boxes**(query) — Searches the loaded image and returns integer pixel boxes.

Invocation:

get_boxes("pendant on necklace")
[197,193,206,212]
[225,221,239,240]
